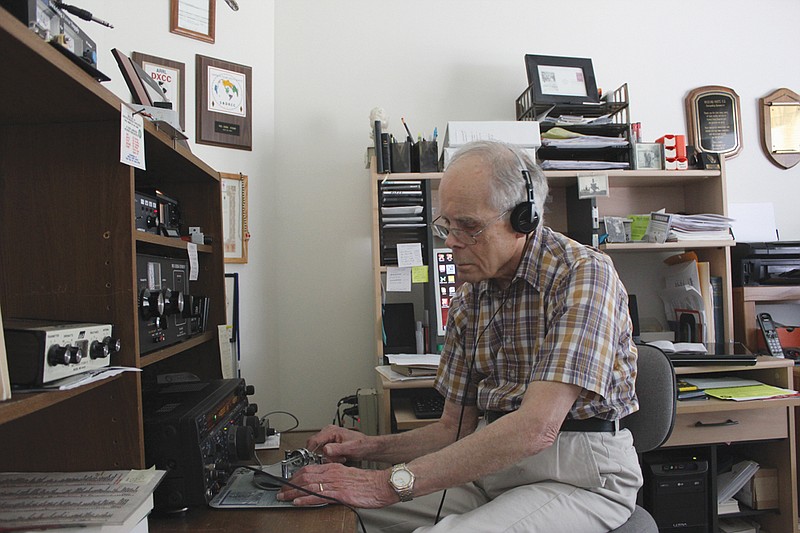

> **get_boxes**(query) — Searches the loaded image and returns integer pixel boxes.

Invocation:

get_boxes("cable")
[434,288,511,524]
[259,410,300,433]
[242,465,368,533]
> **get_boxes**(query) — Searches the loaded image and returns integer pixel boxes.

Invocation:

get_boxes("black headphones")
[508,148,540,234]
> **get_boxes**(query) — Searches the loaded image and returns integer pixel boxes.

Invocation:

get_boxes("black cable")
[434,288,511,524]
[259,410,300,433]
[242,465,368,533]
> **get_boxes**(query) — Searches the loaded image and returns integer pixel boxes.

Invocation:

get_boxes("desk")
[378,358,800,533]
[148,431,358,533]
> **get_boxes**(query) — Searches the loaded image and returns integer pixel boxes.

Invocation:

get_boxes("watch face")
[392,468,413,488]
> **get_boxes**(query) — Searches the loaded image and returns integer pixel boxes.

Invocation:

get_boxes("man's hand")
[277,462,396,508]
[306,425,370,463]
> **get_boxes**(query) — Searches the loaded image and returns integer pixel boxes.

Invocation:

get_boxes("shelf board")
[0,375,124,426]
[734,286,800,303]
[139,332,216,367]
[602,240,735,252]
[135,232,213,253]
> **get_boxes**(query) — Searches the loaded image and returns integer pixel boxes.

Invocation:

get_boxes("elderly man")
[279,140,641,532]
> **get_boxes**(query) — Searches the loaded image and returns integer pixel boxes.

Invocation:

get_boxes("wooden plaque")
[196,55,253,151]
[686,85,742,158]
[760,88,800,169]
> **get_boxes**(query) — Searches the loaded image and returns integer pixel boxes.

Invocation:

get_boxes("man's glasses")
[430,209,510,245]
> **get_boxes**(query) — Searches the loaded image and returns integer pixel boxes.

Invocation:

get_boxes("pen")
[401,117,414,144]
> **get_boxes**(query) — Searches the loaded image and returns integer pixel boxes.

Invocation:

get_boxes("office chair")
[609,343,677,533]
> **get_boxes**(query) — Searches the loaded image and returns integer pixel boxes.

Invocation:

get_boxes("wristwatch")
[388,463,415,502]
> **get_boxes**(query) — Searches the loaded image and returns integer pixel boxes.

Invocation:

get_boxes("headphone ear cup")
[510,202,539,234]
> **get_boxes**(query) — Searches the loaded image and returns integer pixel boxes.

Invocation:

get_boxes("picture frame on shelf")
[221,173,249,264]
[524,54,599,105]
[132,52,186,130]
[196,55,253,150]
[633,142,664,170]
[170,0,215,43]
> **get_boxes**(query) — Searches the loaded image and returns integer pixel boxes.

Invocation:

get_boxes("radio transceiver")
[137,254,209,353]
[3,319,120,386]
[143,379,264,510]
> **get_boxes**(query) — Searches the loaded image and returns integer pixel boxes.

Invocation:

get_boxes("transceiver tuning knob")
[140,289,165,319]
[48,344,72,366]
[163,289,185,315]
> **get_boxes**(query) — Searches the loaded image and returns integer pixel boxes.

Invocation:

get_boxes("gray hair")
[447,140,548,224]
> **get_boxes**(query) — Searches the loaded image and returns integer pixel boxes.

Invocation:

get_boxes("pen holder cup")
[391,142,412,173]
[412,141,438,173]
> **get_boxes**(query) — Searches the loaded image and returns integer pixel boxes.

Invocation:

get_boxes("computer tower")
[643,455,709,532]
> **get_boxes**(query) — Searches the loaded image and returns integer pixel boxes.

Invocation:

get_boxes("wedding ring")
[319,483,324,492]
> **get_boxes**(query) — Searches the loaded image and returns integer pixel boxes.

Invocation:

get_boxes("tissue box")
[734,468,778,510]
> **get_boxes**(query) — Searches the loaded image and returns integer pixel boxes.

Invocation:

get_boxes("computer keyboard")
[411,389,444,419]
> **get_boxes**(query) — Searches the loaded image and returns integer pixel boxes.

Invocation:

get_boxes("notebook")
[663,342,757,366]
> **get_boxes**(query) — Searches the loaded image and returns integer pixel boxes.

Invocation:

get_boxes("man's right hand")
[306,425,369,463]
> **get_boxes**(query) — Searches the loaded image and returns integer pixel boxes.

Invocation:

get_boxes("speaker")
[382,303,416,356]
[509,149,539,234]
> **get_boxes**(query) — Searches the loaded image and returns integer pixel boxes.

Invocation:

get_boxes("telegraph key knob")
[67,346,83,364]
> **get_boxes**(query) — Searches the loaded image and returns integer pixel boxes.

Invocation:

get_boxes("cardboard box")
[443,121,541,148]
[734,468,779,510]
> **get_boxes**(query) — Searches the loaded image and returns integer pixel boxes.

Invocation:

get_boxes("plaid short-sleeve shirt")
[433,225,638,420]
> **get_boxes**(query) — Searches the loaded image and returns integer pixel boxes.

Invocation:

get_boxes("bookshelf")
[0,8,225,471]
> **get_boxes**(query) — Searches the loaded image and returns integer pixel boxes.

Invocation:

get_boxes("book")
[677,379,698,392]
[710,276,725,346]
[678,389,707,400]
[697,262,715,345]
[646,340,707,354]
[389,364,437,377]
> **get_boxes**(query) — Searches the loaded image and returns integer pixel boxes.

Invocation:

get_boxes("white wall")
[75,1,800,430]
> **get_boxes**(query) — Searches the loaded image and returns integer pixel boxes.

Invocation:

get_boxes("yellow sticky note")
[412,265,428,283]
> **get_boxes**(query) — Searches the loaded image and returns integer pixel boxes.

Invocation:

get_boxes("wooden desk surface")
[148,431,357,533]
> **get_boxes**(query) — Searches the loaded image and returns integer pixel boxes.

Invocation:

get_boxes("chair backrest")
[620,344,677,453]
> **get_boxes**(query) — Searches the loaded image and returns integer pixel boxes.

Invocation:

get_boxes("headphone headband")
[508,147,539,234]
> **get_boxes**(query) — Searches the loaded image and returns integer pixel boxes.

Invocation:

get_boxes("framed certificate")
[221,173,249,264]
[196,55,253,150]
[170,0,215,43]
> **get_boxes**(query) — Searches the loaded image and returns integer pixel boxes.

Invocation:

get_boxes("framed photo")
[196,55,253,150]
[221,173,249,263]
[524,54,599,105]
[132,52,186,130]
[170,0,215,43]
[633,143,664,170]
[577,172,609,199]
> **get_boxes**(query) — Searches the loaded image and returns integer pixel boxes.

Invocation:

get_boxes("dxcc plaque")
[686,86,742,158]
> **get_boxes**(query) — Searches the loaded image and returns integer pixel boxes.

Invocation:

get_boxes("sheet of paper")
[396,243,423,267]
[120,104,146,170]
[187,242,199,280]
[728,203,778,242]
[412,265,428,283]
[386,354,441,367]
[386,267,412,292]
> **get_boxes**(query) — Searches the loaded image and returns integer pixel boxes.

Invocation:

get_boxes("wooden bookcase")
[0,8,225,471]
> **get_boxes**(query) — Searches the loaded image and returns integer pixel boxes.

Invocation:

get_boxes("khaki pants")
[362,427,642,533]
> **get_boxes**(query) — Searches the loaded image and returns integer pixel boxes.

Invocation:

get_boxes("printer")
[732,242,800,286]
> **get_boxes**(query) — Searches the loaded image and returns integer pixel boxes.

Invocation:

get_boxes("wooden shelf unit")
[0,8,225,472]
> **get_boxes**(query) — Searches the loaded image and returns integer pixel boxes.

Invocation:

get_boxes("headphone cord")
[434,287,511,524]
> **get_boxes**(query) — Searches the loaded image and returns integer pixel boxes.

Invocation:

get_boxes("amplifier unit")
[3,319,120,386]
[135,189,182,237]
[136,254,208,354]
[143,378,261,510]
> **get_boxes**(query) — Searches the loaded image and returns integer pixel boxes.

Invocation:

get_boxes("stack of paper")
[718,460,759,503]
[682,376,799,401]
[541,127,629,149]
[0,470,165,532]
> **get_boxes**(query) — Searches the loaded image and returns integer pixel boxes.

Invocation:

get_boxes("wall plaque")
[760,88,800,169]
[686,86,742,158]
